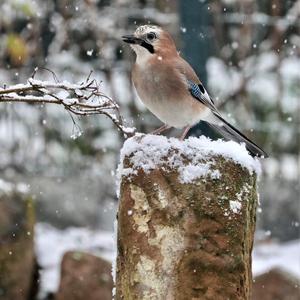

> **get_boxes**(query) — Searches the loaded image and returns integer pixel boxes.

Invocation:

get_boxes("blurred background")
[0,0,299,299]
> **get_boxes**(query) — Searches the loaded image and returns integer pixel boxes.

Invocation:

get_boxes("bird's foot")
[179,126,192,140]
[151,124,171,135]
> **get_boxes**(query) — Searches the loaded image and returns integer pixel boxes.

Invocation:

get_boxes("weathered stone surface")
[252,269,300,300]
[116,135,259,300]
[0,183,35,300]
[55,251,113,300]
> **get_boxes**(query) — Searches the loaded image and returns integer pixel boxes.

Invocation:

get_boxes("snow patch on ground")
[35,223,114,298]
[34,224,300,298]
[252,239,300,278]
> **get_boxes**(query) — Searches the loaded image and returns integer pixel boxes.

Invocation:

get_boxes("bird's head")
[122,25,177,63]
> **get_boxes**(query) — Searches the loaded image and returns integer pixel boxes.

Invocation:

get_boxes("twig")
[0,70,136,137]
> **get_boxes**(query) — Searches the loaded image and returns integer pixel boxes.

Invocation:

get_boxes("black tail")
[208,113,268,158]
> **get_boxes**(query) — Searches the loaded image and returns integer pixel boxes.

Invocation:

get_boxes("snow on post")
[115,134,260,300]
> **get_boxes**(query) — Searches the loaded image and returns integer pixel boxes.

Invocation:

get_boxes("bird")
[122,25,267,158]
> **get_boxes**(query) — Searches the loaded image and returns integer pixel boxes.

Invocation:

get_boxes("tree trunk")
[115,135,259,300]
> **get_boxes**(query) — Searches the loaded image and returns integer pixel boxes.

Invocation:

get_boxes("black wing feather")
[187,80,217,112]
[187,79,268,157]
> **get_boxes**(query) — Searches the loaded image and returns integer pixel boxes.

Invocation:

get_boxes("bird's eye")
[146,32,157,41]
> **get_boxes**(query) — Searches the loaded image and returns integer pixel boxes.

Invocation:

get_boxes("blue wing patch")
[187,79,216,112]
[188,80,203,100]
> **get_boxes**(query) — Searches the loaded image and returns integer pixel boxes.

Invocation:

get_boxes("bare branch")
[0,70,135,137]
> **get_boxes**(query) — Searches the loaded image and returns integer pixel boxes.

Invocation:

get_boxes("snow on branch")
[0,69,135,137]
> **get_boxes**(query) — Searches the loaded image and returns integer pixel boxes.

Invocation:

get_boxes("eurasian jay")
[122,25,267,157]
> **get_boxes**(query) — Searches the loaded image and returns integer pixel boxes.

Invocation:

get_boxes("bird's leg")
[151,124,171,135]
[180,125,192,140]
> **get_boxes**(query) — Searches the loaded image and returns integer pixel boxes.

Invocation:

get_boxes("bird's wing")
[186,79,219,114]
[175,59,268,157]
[174,57,220,115]
[187,79,268,157]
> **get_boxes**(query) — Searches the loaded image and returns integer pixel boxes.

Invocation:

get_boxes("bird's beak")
[121,35,142,45]
[122,34,155,54]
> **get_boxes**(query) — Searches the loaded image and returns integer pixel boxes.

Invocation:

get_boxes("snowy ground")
[252,239,300,279]
[35,223,115,299]
[35,222,300,299]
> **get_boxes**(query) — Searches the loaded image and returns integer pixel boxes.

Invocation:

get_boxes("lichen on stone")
[130,184,151,233]
[134,256,164,299]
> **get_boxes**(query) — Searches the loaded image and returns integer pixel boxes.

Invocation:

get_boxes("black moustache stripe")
[141,41,154,54]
